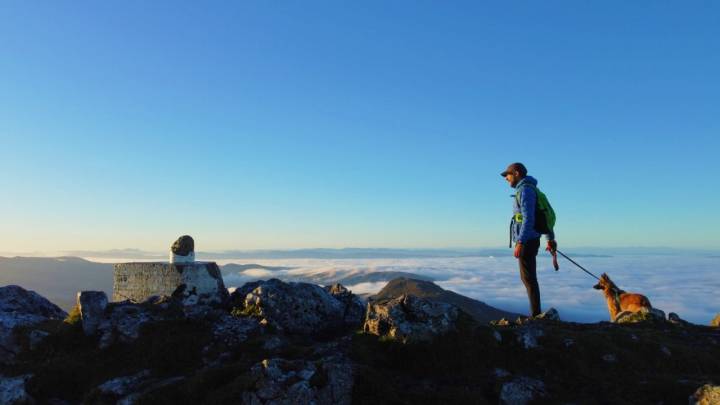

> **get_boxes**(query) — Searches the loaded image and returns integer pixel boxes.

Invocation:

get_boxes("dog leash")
[555,250,600,280]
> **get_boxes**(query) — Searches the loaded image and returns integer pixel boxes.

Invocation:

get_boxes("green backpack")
[515,184,556,234]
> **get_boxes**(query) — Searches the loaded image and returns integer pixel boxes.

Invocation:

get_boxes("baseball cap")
[500,162,527,177]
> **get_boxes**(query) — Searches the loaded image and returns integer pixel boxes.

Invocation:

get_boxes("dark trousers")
[518,238,541,317]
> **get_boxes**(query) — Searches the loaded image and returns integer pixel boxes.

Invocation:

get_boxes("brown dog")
[593,273,652,321]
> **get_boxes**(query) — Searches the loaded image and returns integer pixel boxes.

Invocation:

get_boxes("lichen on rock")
[363,294,460,343]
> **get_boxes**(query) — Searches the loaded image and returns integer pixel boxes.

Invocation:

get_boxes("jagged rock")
[0,285,67,364]
[690,384,720,404]
[97,303,158,349]
[711,314,720,327]
[499,376,546,405]
[77,291,108,336]
[324,283,365,328]
[230,279,345,336]
[0,374,33,404]
[363,294,460,343]
[0,286,66,319]
[534,308,560,321]
[615,307,666,324]
[242,356,352,405]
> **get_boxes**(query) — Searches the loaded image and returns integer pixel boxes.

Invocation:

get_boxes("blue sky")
[1,1,718,253]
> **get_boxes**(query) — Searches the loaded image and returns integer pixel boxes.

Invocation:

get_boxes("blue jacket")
[512,176,555,244]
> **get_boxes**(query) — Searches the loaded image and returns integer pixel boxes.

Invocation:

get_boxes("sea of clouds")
[215,253,719,324]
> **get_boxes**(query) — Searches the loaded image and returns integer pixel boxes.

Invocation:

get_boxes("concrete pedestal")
[113,262,228,305]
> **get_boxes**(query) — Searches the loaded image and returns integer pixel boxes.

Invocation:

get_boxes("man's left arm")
[517,185,536,244]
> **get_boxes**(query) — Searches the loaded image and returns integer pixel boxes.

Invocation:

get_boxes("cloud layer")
[218,254,720,324]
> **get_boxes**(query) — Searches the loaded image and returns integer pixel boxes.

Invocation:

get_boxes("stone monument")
[113,236,228,306]
[170,235,195,263]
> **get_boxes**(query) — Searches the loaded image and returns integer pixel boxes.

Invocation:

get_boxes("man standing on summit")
[502,162,557,317]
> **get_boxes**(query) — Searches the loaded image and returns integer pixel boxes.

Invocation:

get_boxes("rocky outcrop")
[615,307,666,324]
[242,356,352,405]
[77,291,108,336]
[0,285,67,364]
[690,384,720,405]
[4,277,718,404]
[97,301,160,349]
[230,279,346,336]
[371,277,521,322]
[363,294,460,343]
[323,284,365,328]
[0,374,33,405]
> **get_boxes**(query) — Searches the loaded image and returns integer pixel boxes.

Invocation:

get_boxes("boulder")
[97,303,158,349]
[231,279,345,336]
[324,283,365,328]
[170,235,195,263]
[690,384,720,405]
[77,291,108,336]
[0,374,33,405]
[534,308,560,321]
[242,356,352,405]
[363,294,460,343]
[499,376,546,405]
[711,314,720,327]
[615,308,666,324]
[0,285,67,364]
[171,235,194,257]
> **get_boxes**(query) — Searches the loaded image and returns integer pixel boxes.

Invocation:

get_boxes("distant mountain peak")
[372,277,521,323]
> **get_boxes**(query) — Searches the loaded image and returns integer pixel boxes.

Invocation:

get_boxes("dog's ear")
[600,273,609,280]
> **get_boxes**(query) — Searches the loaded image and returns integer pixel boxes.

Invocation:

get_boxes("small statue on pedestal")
[170,235,195,263]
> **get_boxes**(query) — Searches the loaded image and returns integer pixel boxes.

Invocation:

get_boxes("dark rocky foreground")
[0,280,719,404]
